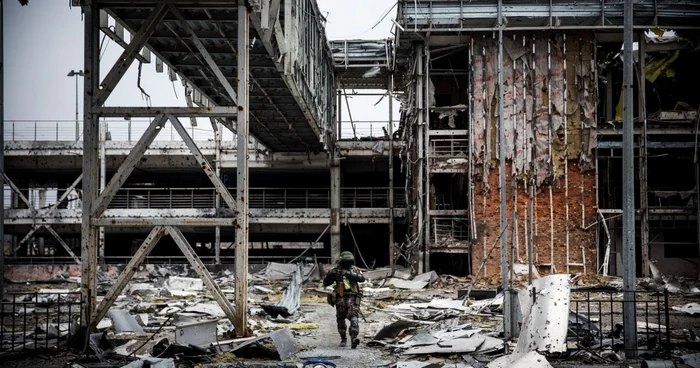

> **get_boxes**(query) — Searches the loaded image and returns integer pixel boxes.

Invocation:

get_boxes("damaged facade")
[393,1,700,279]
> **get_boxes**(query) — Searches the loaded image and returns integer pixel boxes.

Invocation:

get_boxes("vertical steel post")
[497,0,512,339]
[81,0,100,328]
[75,74,80,141]
[638,33,649,278]
[234,4,250,337]
[424,47,431,272]
[389,75,395,268]
[416,46,425,273]
[0,0,4,301]
[98,119,106,266]
[330,160,341,264]
[622,0,638,357]
[215,119,222,265]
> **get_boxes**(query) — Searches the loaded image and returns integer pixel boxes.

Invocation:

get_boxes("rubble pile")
[4,261,700,368]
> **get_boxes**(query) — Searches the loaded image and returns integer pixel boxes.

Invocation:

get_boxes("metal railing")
[569,290,671,355]
[341,187,406,208]
[6,187,405,210]
[6,255,331,265]
[4,119,236,142]
[430,138,469,158]
[0,292,82,352]
[432,217,469,245]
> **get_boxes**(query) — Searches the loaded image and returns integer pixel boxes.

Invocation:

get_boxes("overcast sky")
[4,0,398,141]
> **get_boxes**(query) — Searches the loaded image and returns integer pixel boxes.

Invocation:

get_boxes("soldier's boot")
[339,333,347,347]
[351,338,360,349]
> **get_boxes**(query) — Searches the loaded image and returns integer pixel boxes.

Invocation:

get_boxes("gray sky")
[4,0,398,140]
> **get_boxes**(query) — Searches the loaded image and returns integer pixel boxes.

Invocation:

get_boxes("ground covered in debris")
[4,262,700,367]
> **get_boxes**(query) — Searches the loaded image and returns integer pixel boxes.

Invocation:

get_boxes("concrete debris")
[403,336,486,355]
[642,260,700,295]
[108,309,145,333]
[413,271,439,284]
[486,351,552,368]
[673,303,700,315]
[682,353,700,368]
[163,276,204,292]
[388,278,429,290]
[223,329,298,360]
[122,358,176,368]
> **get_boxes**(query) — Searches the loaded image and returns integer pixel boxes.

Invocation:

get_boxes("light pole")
[67,70,84,140]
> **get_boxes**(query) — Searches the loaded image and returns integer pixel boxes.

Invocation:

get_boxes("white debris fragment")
[673,302,700,315]
[516,274,570,354]
[487,351,553,368]
[163,276,203,292]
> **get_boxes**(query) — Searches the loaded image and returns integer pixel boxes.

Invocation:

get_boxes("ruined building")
[4,0,700,293]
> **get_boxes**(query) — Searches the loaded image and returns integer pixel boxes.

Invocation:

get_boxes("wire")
[330,1,397,39]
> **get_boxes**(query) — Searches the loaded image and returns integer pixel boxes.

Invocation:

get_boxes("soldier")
[323,251,365,348]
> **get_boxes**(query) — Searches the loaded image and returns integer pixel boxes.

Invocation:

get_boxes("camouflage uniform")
[323,252,365,348]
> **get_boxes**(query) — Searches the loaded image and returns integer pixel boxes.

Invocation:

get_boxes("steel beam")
[167,226,237,324]
[92,226,166,327]
[2,173,32,209]
[82,0,101,328]
[388,74,394,269]
[622,0,638,357]
[263,0,281,43]
[93,115,167,216]
[330,159,341,264]
[0,0,4,300]
[94,106,238,117]
[45,225,81,264]
[234,3,250,337]
[213,118,222,265]
[47,175,83,216]
[168,114,238,212]
[169,4,238,104]
[94,4,167,106]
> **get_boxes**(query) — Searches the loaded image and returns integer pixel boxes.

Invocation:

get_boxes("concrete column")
[330,158,341,264]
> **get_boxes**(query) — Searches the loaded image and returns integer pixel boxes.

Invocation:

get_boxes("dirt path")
[296,302,395,368]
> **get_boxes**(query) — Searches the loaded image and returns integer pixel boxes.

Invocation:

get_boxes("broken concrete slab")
[403,336,486,355]
[182,303,226,318]
[108,309,145,333]
[682,353,700,368]
[164,276,204,292]
[122,358,176,368]
[374,320,422,340]
[413,271,439,284]
[673,302,700,315]
[389,278,429,290]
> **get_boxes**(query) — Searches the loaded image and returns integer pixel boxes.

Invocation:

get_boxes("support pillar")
[81,0,101,328]
[234,4,250,337]
[638,34,649,278]
[330,159,341,264]
[98,119,106,266]
[423,46,431,273]
[388,75,395,268]
[622,0,638,357]
[0,0,4,301]
[416,45,425,273]
[214,119,222,265]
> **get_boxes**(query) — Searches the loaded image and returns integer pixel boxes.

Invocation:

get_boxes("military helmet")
[339,251,355,262]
